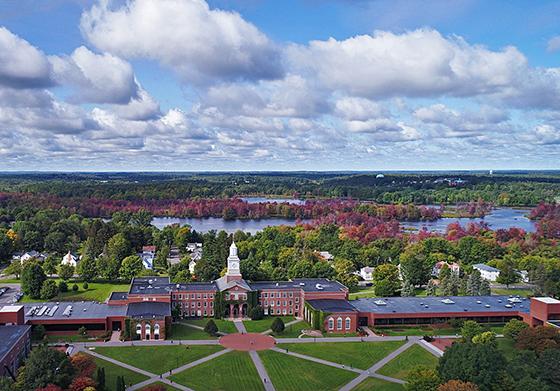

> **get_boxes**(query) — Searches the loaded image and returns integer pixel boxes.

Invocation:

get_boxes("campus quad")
[1,243,560,341]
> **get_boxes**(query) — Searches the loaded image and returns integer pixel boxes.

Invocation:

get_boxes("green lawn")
[140,382,182,391]
[496,337,517,360]
[169,323,217,340]
[277,341,405,370]
[19,279,130,303]
[243,316,295,333]
[259,349,357,391]
[273,320,310,338]
[491,288,533,297]
[42,334,104,343]
[374,327,458,337]
[352,377,405,391]
[94,345,223,375]
[182,319,238,334]
[378,344,439,380]
[349,286,376,300]
[169,351,263,391]
[88,353,149,390]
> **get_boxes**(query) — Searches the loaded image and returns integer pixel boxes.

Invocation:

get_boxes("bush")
[40,279,59,299]
[72,284,79,292]
[78,326,87,336]
[58,281,68,293]
[503,319,528,341]
[249,305,264,320]
[449,318,464,329]
[33,324,46,341]
[204,319,218,336]
[271,317,285,334]
[82,282,89,290]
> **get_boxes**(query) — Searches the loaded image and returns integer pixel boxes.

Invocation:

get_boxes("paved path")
[74,339,220,348]
[233,319,247,333]
[418,339,444,357]
[274,335,406,343]
[338,339,415,391]
[76,346,157,378]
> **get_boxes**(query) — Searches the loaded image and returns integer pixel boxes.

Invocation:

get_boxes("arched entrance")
[241,304,248,317]
[233,303,239,318]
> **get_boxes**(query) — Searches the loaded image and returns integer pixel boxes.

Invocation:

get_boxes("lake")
[402,207,536,233]
[150,216,303,233]
[240,197,306,205]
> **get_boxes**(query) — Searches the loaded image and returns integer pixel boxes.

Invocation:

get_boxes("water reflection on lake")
[150,216,302,233]
[240,197,306,205]
[402,208,536,233]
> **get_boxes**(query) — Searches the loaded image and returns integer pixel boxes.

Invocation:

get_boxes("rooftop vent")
[476,301,482,304]
[374,300,387,306]
[505,304,513,308]
[485,304,491,308]
[299,282,305,286]
[441,299,455,305]
[315,284,324,290]
[508,297,522,303]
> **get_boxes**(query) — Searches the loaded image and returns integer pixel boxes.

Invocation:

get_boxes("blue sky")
[0,0,559,171]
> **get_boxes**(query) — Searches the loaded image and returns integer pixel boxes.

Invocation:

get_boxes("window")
[295,298,299,303]
[264,300,268,307]
[345,317,351,330]
[191,294,195,299]
[283,301,287,306]
[295,305,299,310]
[270,293,274,298]
[178,294,182,300]
[197,302,201,308]
[191,310,195,316]
[154,324,160,335]
[145,323,151,335]
[283,309,287,315]
[210,302,213,307]
[328,318,334,330]
[172,294,176,300]
[282,292,287,298]
[337,317,342,330]
[270,301,274,307]
[210,310,214,316]
[197,294,201,299]
[289,300,293,306]
[204,310,207,316]
[277,300,280,306]
[203,294,207,299]
[264,292,268,298]
[136,324,142,334]
[289,292,293,297]
[289,309,293,314]
[204,302,207,308]
[191,302,195,308]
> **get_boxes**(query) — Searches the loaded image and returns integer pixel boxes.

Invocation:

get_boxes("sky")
[0,0,559,171]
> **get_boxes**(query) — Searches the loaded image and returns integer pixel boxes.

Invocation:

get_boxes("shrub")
[204,319,218,336]
[33,325,46,341]
[503,319,529,341]
[271,317,285,334]
[82,282,89,290]
[72,284,79,292]
[78,326,88,336]
[249,305,264,320]
[58,281,68,293]
[449,318,464,329]
[40,279,59,300]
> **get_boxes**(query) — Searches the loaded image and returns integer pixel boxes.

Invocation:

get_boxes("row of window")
[261,291,297,298]
[265,308,294,316]
[177,301,214,308]
[173,293,214,300]
[136,323,160,335]
[327,317,352,331]
[261,300,299,309]
[181,309,214,317]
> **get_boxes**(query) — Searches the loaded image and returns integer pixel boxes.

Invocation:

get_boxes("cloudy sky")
[0,0,559,171]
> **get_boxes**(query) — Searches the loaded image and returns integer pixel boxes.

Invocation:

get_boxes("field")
[377,344,439,380]
[89,354,149,390]
[140,382,182,391]
[182,319,238,334]
[259,349,357,391]
[352,377,405,391]
[169,323,217,340]
[94,345,223,374]
[273,320,312,338]
[277,341,405,370]
[374,324,504,337]
[18,279,130,303]
[242,316,295,333]
[169,351,263,391]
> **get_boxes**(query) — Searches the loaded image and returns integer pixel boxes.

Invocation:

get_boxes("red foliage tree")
[36,385,63,391]
[71,353,96,378]
[68,376,96,391]
[437,380,479,391]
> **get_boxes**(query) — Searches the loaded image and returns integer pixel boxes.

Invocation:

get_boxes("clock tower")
[226,242,242,282]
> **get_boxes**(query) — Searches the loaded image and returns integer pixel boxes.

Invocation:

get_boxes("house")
[359,267,374,282]
[138,246,156,270]
[316,251,334,262]
[188,259,197,274]
[61,251,78,267]
[432,261,460,277]
[185,243,203,273]
[186,243,202,252]
[167,246,181,266]
[473,263,500,282]
[518,270,529,283]
[18,251,46,264]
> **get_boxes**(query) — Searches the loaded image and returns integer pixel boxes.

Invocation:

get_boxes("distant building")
[473,263,500,282]
[138,246,156,270]
[17,251,46,264]
[186,242,203,274]
[432,261,460,277]
[316,251,334,262]
[376,174,385,178]
[359,267,374,282]
[61,251,78,267]
[167,246,181,266]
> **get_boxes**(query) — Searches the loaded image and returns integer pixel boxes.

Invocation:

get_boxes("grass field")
[169,323,217,340]
[140,382,182,391]
[88,354,149,390]
[378,344,439,380]
[243,316,295,333]
[19,279,130,303]
[43,334,104,343]
[374,324,504,337]
[259,349,357,391]
[272,320,311,338]
[169,351,263,391]
[352,377,405,391]
[277,341,405,370]
[94,345,223,374]
[182,319,238,334]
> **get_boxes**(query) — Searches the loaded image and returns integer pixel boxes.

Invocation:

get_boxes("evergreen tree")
[21,261,46,299]
[426,280,437,296]
[271,317,285,334]
[466,270,482,296]
[401,280,415,296]
[204,319,218,336]
[479,279,491,296]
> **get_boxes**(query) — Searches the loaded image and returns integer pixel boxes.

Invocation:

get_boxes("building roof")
[351,295,530,315]
[173,282,217,291]
[307,299,357,313]
[473,264,500,273]
[0,305,23,313]
[126,302,171,318]
[24,301,127,321]
[129,276,172,295]
[0,325,30,360]
[215,276,252,292]
[109,292,129,301]
[534,297,560,304]
[249,278,347,292]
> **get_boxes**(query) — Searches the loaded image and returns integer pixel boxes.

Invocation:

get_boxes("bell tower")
[226,242,242,282]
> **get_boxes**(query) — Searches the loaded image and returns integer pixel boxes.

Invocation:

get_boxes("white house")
[473,263,500,282]
[359,266,374,282]
[186,243,202,252]
[61,251,78,267]
[19,251,46,264]
[138,246,156,270]
[432,261,461,277]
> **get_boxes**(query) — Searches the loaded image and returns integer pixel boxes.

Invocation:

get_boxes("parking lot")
[0,283,23,305]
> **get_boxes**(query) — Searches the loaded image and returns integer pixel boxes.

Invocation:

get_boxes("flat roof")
[0,305,23,312]
[0,325,31,360]
[250,278,347,292]
[174,282,217,291]
[129,276,172,295]
[534,297,560,304]
[307,299,357,312]
[351,295,530,315]
[109,292,128,301]
[24,301,127,321]
[127,302,171,318]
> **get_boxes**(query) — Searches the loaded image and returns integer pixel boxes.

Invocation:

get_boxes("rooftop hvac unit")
[374,300,387,306]
[47,305,58,317]
[441,299,455,304]
[26,306,37,317]
[62,305,73,317]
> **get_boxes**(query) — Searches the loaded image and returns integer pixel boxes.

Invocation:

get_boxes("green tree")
[33,324,46,341]
[43,255,59,277]
[58,264,74,281]
[21,261,46,299]
[496,258,519,288]
[538,348,560,388]
[405,366,441,391]
[333,258,359,290]
[40,279,59,299]
[472,331,496,346]
[373,264,401,296]
[426,280,437,296]
[204,319,218,336]
[401,280,415,296]
[96,367,106,391]
[107,233,132,263]
[58,280,68,292]
[116,375,126,391]
[503,319,528,341]
[479,279,491,296]
[77,255,97,282]
[119,255,144,280]
[4,261,22,279]
[461,321,483,343]
[466,270,482,296]
[400,244,432,287]
[23,344,75,389]
[271,317,285,334]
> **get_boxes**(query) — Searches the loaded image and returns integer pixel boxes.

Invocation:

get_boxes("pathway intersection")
[67,320,441,390]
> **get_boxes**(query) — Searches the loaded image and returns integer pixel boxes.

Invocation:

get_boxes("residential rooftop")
[351,295,531,315]
[472,263,500,272]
